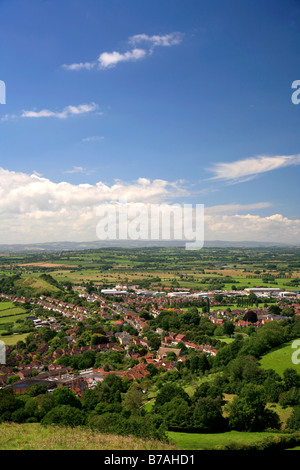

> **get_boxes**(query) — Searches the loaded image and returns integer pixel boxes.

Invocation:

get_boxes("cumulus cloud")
[208,154,300,183]
[0,168,298,245]
[98,48,147,69]
[62,32,183,71]
[0,168,188,243]
[204,211,300,244]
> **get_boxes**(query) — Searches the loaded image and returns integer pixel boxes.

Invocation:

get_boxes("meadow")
[0,300,28,344]
[0,423,177,450]
[0,422,298,451]
[168,430,293,450]
[259,339,300,377]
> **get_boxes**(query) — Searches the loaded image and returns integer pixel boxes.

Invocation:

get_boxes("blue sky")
[0,0,300,244]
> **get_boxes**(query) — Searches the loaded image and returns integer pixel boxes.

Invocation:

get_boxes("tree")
[155,383,190,408]
[24,394,54,421]
[243,310,258,323]
[192,382,223,404]
[286,406,300,431]
[223,320,235,337]
[263,375,283,403]
[283,368,300,391]
[41,405,86,427]
[146,363,158,377]
[124,383,144,413]
[267,305,281,316]
[91,333,107,345]
[281,306,295,317]
[93,373,129,406]
[148,335,161,351]
[7,375,20,385]
[0,388,22,421]
[166,352,177,362]
[193,396,227,432]
[160,397,192,430]
[226,383,281,431]
[198,353,210,373]
[27,384,48,397]
[52,387,82,409]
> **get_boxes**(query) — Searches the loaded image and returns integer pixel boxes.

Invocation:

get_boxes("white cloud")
[204,212,300,244]
[129,32,183,48]
[0,168,298,245]
[205,202,272,214]
[0,168,187,243]
[1,113,18,122]
[21,102,99,119]
[64,166,87,174]
[82,136,104,142]
[208,154,300,182]
[61,62,96,71]
[62,32,183,71]
[97,48,147,69]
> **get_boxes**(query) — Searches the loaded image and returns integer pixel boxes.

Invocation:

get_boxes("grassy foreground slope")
[0,423,178,450]
[1,423,300,451]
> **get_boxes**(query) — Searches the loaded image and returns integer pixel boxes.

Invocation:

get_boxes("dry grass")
[0,423,178,450]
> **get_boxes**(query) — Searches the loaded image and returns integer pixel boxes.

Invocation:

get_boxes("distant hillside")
[14,275,62,296]
[0,239,296,253]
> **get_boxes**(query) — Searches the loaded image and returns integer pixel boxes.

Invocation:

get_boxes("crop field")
[0,246,299,287]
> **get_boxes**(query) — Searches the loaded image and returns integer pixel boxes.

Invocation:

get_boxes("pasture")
[259,339,300,377]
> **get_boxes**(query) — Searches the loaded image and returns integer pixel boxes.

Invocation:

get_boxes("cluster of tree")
[236,295,259,308]
[0,274,21,295]
[0,375,167,441]
[56,348,142,373]
[151,378,281,433]
[215,353,300,431]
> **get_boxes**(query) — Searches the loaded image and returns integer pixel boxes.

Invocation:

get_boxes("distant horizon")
[0,238,298,254]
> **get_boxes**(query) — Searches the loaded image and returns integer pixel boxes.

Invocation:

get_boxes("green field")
[0,301,17,311]
[15,276,62,295]
[1,333,29,346]
[0,301,28,341]
[168,430,291,450]
[0,301,27,326]
[259,339,300,377]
